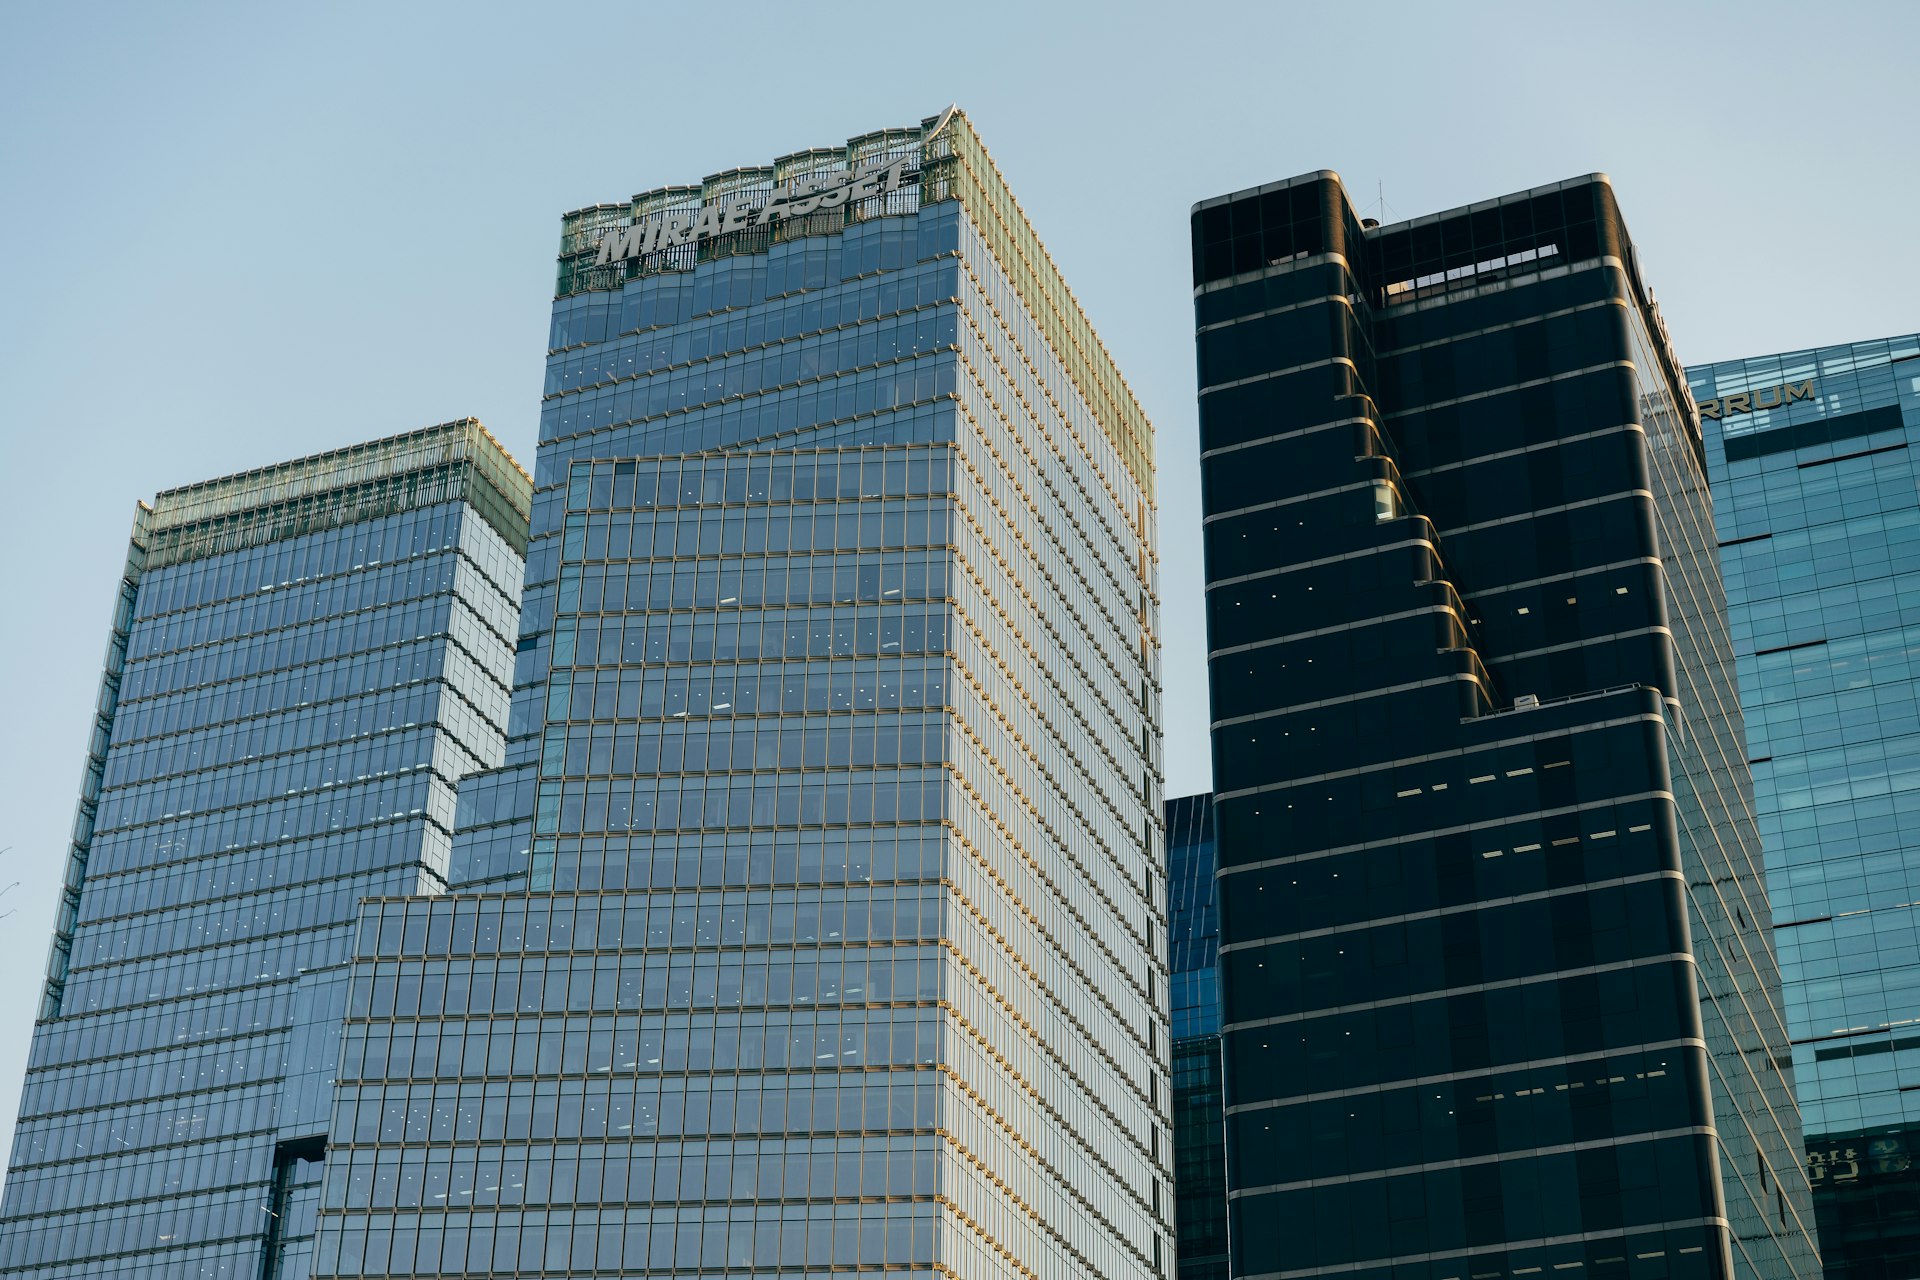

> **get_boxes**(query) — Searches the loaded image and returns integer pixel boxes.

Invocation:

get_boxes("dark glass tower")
[1692,334,1920,1280]
[0,421,529,1280]
[1190,173,1819,1280]
[1168,793,1227,1280]
[310,110,1169,1279]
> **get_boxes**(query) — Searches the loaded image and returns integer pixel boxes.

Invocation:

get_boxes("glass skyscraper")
[1692,334,1920,1280]
[308,109,1170,1279]
[1167,794,1225,1280]
[1190,172,1820,1280]
[0,421,530,1280]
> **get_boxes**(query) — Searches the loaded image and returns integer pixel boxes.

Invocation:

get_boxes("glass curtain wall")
[0,422,529,1280]
[1167,794,1225,1280]
[1694,335,1920,1280]
[312,111,1169,1280]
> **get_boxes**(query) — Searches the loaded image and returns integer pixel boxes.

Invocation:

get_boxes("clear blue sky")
[2,0,1914,1181]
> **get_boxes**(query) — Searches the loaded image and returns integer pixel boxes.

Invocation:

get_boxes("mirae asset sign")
[595,157,917,266]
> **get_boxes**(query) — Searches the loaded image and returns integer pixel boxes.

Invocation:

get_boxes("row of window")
[92,771,448,869]
[316,1199,940,1277]
[133,504,484,621]
[0,1131,263,1226]
[1233,1048,1691,1185]
[551,220,953,354]
[102,683,446,791]
[87,804,441,900]
[329,1137,940,1211]
[541,348,959,452]
[95,727,447,834]
[532,379,955,489]
[544,658,953,726]
[72,870,407,973]
[542,712,947,780]
[564,498,955,563]
[61,920,357,1020]
[562,446,954,513]
[127,551,484,664]
[11,1080,278,1169]
[110,636,458,743]
[545,303,958,401]
[19,1033,306,1136]
[121,595,494,705]
[553,602,950,669]
[0,1184,267,1272]
[354,947,943,1024]
[557,547,952,617]
[358,877,945,959]
[341,1009,942,1085]
[335,1077,936,1151]
[534,826,945,896]
[533,767,951,837]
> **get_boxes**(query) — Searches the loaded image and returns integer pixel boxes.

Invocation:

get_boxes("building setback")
[1692,334,1920,1280]
[0,421,530,1280]
[309,109,1171,1279]
[1168,793,1227,1280]
[1189,173,1819,1280]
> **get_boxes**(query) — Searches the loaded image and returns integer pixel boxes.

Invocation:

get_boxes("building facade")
[1692,334,1920,1280]
[1168,793,1227,1280]
[1190,173,1819,1280]
[0,421,530,1280]
[308,109,1171,1279]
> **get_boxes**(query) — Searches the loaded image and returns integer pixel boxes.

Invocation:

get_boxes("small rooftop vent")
[1514,694,1541,711]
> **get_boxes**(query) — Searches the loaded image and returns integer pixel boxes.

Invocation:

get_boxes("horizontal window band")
[1238,1214,1731,1280]
[1210,673,1487,731]
[1751,638,1826,657]
[1206,537,1437,590]
[1213,713,1668,802]
[1221,952,1694,1031]
[1198,355,1357,398]
[1190,249,1355,297]
[1216,871,1685,953]
[1400,422,1645,479]
[1810,1033,1920,1062]
[1378,359,1634,419]
[1459,557,1661,599]
[1194,292,1353,335]
[1224,1037,1707,1112]
[1199,413,1377,462]
[1227,1125,1713,1198]
[1797,441,1908,470]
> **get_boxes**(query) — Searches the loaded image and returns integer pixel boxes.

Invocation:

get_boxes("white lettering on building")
[595,158,916,266]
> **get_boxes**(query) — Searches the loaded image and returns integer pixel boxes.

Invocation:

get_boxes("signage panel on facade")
[595,157,917,265]
[1698,379,1816,420]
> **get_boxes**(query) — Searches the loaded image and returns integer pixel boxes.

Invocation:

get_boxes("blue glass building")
[0,421,530,1280]
[309,109,1171,1279]
[1167,794,1225,1280]
[1693,334,1920,1280]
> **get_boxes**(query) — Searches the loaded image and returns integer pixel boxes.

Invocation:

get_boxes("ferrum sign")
[1697,379,1816,420]
[595,157,917,266]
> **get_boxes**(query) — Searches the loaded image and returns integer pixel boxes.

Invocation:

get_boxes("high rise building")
[0,421,530,1280]
[1691,333,1920,1280]
[309,108,1170,1279]
[1167,794,1226,1280]
[1189,172,1819,1280]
